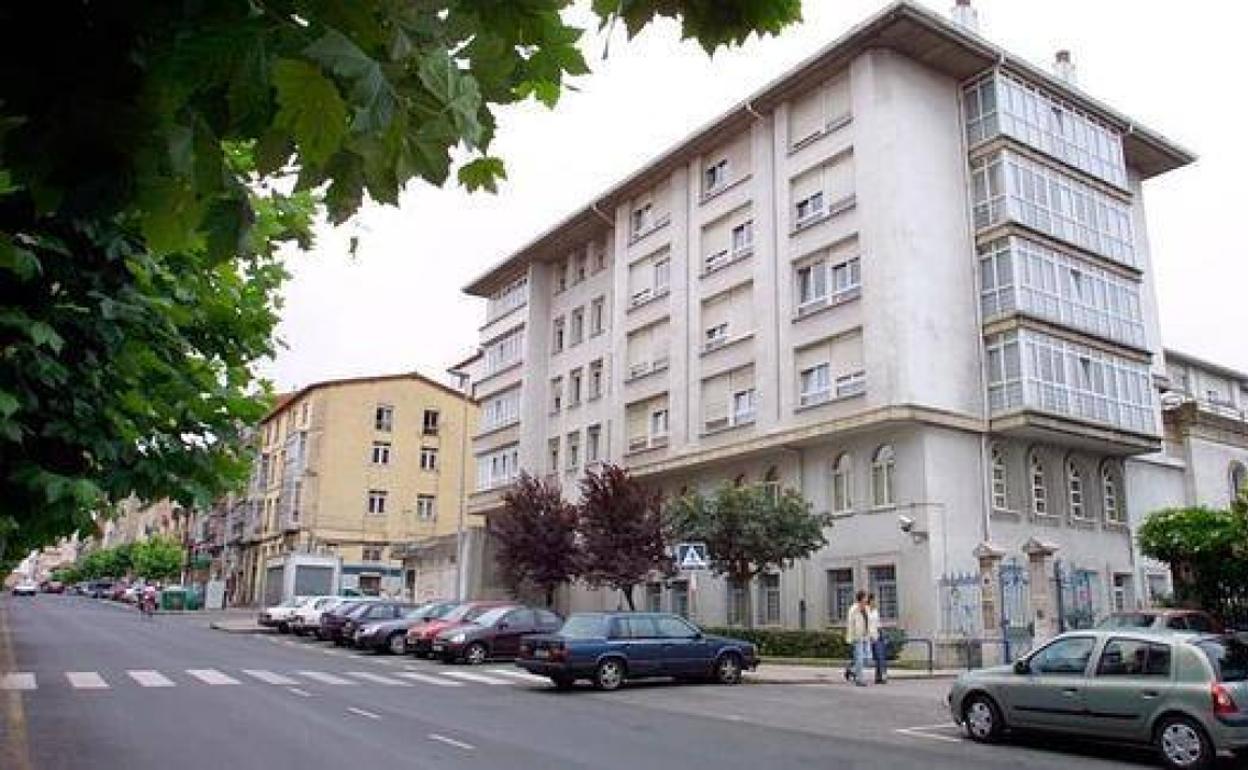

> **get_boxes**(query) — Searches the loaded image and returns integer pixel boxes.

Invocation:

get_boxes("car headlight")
[361,624,378,635]
[449,632,466,643]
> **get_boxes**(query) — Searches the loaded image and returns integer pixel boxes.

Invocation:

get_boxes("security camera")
[898,515,915,533]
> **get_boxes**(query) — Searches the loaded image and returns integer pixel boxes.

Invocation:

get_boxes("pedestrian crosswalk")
[0,666,553,693]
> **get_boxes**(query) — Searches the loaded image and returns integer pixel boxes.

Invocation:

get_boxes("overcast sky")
[263,0,1248,393]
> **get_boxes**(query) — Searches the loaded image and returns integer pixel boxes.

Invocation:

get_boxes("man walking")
[843,590,870,686]
[868,593,888,684]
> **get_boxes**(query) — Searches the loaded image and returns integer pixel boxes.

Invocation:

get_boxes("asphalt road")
[0,595,1202,770]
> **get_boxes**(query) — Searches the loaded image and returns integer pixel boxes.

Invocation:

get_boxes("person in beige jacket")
[843,590,870,686]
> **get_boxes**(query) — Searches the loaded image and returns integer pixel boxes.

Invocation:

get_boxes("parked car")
[41,580,65,594]
[433,605,563,664]
[1097,609,1224,634]
[948,630,1248,770]
[11,581,38,596]
[342,601,417,646]
[405,601,515,657]
[86,580,114,599]
[354,601,458,655]
[290,596,348,637]
[257,596,310,632]
[516,612,759,691]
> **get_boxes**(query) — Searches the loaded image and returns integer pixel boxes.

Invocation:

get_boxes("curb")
[208,622,273,634]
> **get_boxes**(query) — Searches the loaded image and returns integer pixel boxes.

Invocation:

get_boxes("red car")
[405,601,515,657]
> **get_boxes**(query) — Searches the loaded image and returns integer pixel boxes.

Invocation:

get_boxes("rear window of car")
[559,615,607,639]
[1198,638,1248,682]
[1098,613,1156,628]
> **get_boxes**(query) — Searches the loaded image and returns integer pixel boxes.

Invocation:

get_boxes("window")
[420,446,438,472]
[591,241,607,273]
[828,568,855,624]
[867,565,898,622]
[1030,452,1049,516]
[550,376,563,412]
[362,546,383,562]
[485,328,524,374]
[794,191,824,225]
[300,402,310,426]
[791,155,854,231]
[796,261,828,309]
[1102,462,1123,524]
[586,424,602,464]
[831,454,852,513]
[626,320,670,379]
[628,250,672,307]
[871,445,896,508]
[1067,459,1087,520]
[555,259,568,292]
[732,388,756,425]
[627,395,669,451]
[566,431,580,471]
[570,307,584,346]
[799,363,831,406]
[789,76,850,149]
[759,574,781,625]
[590,296,606,336]
[645,583,663,613]
[796,332,864,406]
[476,445,519,490]
[726,579,748,627]
[651,408,669,439]
[704,158,729,194]
[656,614,697,639]
[548,438,560,474]
[486,275,528,321]
[701,282,751,352]
[631,203,654,236]
[671,580,690,618]
[991,445,1008,510]
[367,490,388,515]
[371,441,391,465]
[1112,574,1131,613]
[575,252,588,283]
[588,360,604,400]
[482,388,521,431]
[731,221,753,255]
[568,368,583,406]
[416,495,435,520]
[552,317,565,352]
[422,409,439,436]
[703,367,755,432]
[375,405,394,432]
[1027,636,1097,675]
[1231,462,1247,503]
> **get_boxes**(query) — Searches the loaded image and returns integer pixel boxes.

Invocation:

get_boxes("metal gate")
[938,572,982,638]
[1000,558,1033,658]
[1055,561,1101,631]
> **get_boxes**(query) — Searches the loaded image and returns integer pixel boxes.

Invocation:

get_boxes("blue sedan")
[515,612,759,690]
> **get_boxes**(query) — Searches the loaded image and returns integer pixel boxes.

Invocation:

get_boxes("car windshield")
[560,615,607,639]
[278,598,301,608]
[1198,637,1248,682]
[407,601,456,620]
[1096,613,1156,628]
[472,607,514,626]
[440,603,501,622]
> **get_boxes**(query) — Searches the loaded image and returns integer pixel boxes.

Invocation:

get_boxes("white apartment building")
[460,1,1200,645]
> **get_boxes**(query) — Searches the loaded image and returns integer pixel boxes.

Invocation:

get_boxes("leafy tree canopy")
[493,473,581,607]
[1138,501,1248,623]
[577,464,671,610]
[0,1,801,567]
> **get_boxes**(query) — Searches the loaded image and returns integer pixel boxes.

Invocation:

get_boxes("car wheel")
[277,622,289,634]
[1155,715,1213,770]
[387,633,407,656]
[464,642,488,666]
[714,653,744,685]
[962,693,1004,743]
[593,659,626,691]
[550,675,575,690]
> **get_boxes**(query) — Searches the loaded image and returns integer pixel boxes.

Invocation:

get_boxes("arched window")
[871,445,896,507]
[1067,459,1086,520]
[990,445,1008,510]
[1029,451,1048,517]
[831,453,852,513]
[763,466,780,503]
[1231,462,1247,503]
[1101,462,1123,525]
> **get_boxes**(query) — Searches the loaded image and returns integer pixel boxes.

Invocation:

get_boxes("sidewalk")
[747,661,962,684]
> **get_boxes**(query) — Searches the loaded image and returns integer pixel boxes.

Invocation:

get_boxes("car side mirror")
[1013,659,1029,675]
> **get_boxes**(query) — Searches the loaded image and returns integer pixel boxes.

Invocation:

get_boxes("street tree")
[577,464,671,611]
[493,473,582,607]
[1138,501,1248,623]
[132,537,186,583]
[665,482,828,627]
[0,1,802,567]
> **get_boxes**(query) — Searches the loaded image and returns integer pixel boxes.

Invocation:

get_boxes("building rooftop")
[261,370,474,423]
[1164,348,1248,385]
[463,0,1195,297]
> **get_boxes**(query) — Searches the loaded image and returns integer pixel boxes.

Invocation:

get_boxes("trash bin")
[186,586,202,611]
[160,587,187,611]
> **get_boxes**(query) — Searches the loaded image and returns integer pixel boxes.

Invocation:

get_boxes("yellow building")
[234,372,478,604]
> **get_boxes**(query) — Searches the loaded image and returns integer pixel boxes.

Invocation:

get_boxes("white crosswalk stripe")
[0,672,36,690]
[243,670,298,686]
[438,670,512,686]
[66,671,109,689]
[393,671,464,688]
[346,671,410,687]
[486,669,550,684]
[128,670,175,688]
[186,669,240,685]
[295,671,355,685]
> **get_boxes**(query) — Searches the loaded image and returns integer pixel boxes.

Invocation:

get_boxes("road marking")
[485,669,549,683]
[0,674,35,691]
[428,734,474,750]
[243,670,298,686]
[439,671,511,686]
[346,671,410,687]
[127,671,175,688]
[65,672,109,690]
[346,707,381,720]
[895,726,962,744]
[296,671,355,685]
[287,688,312,698]
[393,671,464,688]
[186,669,240,686]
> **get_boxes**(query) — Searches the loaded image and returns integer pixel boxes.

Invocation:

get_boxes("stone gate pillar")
[1023,537,1060,644]
[974,542,1005,665]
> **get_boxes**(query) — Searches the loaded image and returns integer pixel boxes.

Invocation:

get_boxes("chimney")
[950,0,980,34]
[1053,50,1078,86]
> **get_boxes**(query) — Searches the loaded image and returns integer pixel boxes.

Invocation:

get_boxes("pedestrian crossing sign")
[676,543,709,571]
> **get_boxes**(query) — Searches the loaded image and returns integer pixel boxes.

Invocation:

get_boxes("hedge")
[703,626,908,661]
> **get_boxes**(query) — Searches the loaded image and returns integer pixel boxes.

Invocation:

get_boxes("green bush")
[703,626,908,661]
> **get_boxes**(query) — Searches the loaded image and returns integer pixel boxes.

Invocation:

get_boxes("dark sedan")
[353,601,457,654]
[318,600,373,643]
[433,606,563,664]
[516,612,758,690]
[340,601,417,646]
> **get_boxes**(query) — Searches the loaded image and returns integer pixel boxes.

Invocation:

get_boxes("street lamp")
[453,370,471,602]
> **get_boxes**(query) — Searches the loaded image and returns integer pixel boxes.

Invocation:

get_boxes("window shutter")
[627,403,648,441]
[724,132,752,178]
[791,166,821,206]
[729,284,752,334]
[651,180,671,222]
[702,293,730,334]
[796,341,828,373]
[703,374,730,425]
[627,326,650,368]
[628,258,651,297]
[733,365,756,393]
[830,330,864,375]
[825,153,855,203]
[789,88,823,145]
[701,216,730,259]
[825,77,850,123]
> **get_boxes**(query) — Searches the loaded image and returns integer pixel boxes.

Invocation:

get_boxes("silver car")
[948,630,1248,770]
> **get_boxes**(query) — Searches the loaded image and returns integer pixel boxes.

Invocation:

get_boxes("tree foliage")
[0,1,801,566]
[132,537,186,583]
[493,473,582,607]
[577,464,671,610]
[666,482,827,626]
[1138,501,1248,623]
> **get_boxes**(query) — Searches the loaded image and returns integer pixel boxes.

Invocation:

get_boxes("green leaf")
[416,50,484,148]
[0,391,19,420]
[0,235,41,281]
[458,156,506,193]
[304,30,397,133]
[0,169,19,196]
[271,59,348,166]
